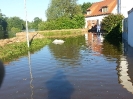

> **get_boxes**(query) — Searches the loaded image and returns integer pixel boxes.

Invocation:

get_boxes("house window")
[87,10,91,15]
[102,6,108,13]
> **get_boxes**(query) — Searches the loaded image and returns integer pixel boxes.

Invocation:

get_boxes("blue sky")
[0,0,100,22]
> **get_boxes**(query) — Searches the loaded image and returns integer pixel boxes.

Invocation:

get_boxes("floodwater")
[0,33,133,99]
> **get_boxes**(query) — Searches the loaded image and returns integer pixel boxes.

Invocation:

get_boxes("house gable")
[86,0,117,17]
[85,0,117,29]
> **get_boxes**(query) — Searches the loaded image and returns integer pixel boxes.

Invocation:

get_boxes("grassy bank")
[38,29,86,38]
[0,38,51,63]
[0,29,87,63]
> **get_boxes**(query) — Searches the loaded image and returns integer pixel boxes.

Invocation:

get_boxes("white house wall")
[112,6,117,14]
[85,15,108,28]
[128,10,133,47]
[118,0,133,18]
[85,5,117,28]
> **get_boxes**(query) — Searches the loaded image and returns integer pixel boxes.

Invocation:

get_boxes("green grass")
[0,29,86,63]
[0,38,51,63]
[39,29,84,38]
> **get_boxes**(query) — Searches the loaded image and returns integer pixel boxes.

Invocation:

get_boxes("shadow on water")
[46,70,74,99]
[116,39,133,94]
[104,25,122,48]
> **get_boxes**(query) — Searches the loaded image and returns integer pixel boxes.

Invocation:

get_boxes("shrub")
[38,15,85,30]
[101,14,124,43]
[101,14,124,34]
[11,27,21,33]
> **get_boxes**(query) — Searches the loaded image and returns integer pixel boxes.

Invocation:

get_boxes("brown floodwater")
[0,33,133,99]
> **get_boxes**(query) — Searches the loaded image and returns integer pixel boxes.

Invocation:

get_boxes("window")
[87,10,91,15]
[102,6,108,13]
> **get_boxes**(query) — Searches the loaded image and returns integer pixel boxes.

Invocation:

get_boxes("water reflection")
[117,40,133,94]
[117,56,133,94]
[46,70,74,99]
[48,36,85,67]
[28,51,34,99]
[85,32,103,54]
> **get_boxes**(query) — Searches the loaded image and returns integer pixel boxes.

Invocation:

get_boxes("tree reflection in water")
[48,36,86,67]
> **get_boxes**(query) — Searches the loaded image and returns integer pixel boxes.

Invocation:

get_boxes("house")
[85,0,132,29]
[85,0,133,47]
[85,0,117,29]
[117,0,133,18]
[127,8,133,47]
[122,18,128,41]
[119,0,133,47]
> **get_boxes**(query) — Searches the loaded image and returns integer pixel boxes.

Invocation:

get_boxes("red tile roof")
[86,0,117,17]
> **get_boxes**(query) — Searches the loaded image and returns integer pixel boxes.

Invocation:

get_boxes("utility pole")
[24,0,29,48]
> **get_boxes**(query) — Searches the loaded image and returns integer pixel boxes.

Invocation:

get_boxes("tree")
[7,17,25,31]
[32,17,42,30]
[81,2,92,14]
[38,14,85,30]
[46,0,82,20]
[0,9,6,31]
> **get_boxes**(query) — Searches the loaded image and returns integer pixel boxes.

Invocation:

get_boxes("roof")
[85,0,117,17]
[128,8,133,14]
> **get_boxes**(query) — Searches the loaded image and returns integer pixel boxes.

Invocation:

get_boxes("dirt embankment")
[0,32,44,47]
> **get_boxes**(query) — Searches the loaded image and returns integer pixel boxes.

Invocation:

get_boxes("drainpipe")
[117,0,121,14]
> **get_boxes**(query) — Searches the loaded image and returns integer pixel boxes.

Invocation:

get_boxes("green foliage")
[39,29,83,38]
[101,14,124,33]
[27,21,32,29]
[11,27,21,33]
[46,0,82,20]
[104,23,122,44]
[31,17,42,30]
[0,38,51,62]
[29,38,51,52]
[72,15,85,28]
[101,14,124,43]
[0,10,7,31]
[38,15,85,30]
[102,41,122,59]
[7,17,25,31]
[81,2,92,14]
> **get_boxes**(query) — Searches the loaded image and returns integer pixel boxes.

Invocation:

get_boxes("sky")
[0,0,100,22]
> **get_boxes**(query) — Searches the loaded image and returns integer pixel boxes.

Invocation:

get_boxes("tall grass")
[39,29,85,38]
[0,29,86,63]
[0,38,51,63]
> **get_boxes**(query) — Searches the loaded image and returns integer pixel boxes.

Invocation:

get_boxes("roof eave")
[85,13,111,18]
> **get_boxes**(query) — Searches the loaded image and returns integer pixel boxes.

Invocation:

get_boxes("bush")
[11,27,21,33]
[101,14,124,34]
[101,14,124,43]
[38,15,85,30]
